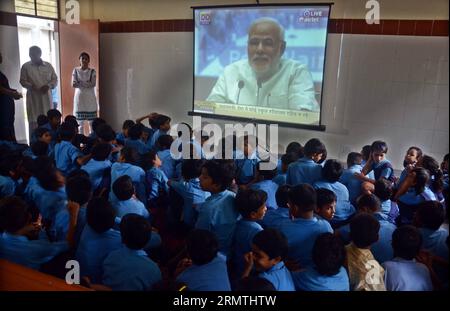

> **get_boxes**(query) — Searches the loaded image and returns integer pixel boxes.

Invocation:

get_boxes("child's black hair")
[58,122,76,141]
[128,123,144,140]
[64,115,79,129]
[285,142,304,158]
[0,196,29,233]
[356,194,381,213]
[420,155,444,193]
[66,168,89,180]
[112,175,134,201]
[31,141,49,157]
[322,159,343,182]
[47,109,62,120]
[411,167,430,196]
[120,146,139,165]
[316,188,337,208]
[361,145,372,161]
[157,134,174,150]
[120,213,152,250]
[33,156,62,192]
[392,225,422,260]
[288,184,317,213]
[256,160,278,180]
[181,159,205,180]
[403,146,423,168]
[0,151,23,176]
[350,212,380,248]
[303,138,326,158]
[141,150,158,171]
[235,188,267,218]
[347,152,363,168]
[374,178,393,201]
[86,197,116,234]
[275,185,291,209]
[202,160,236,191]
[37,114,49,127]
[122,120,135,130]
[252,228,288,260]
[96,124,116,142]
[66,176,92,206]
[237,277,276,291]
[415,201,445,231]
[281,152,299,167]
[312,232,346,276]
[371,140,388,154]
[155,114,171,129]
[186,229,218,265]
[34,127,50,139]
[91,118,107,134]
[92,143,112,161]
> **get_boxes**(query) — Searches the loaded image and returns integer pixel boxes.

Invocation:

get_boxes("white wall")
[99,31,449,169]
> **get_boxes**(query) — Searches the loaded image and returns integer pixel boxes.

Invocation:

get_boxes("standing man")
[20,46,58,134]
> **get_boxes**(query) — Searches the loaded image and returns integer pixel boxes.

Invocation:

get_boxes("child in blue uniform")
[115,120,135,145]
[251,161,279,210]
[315,188,337,223]
[112,175,150,219]
[125,123,151,156]
[156,135,175,179]
[273,152,298,186]
[340,152,363,205]
[374,178,399,224]
[261,184,290,230]
[357,140,395,183]
[81,143,112,193]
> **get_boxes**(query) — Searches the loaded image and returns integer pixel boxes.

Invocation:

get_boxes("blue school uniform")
[81,159,112,190]
[53,205,87,245]
[313,180,355,224]
[195,190,238,257]
[251,180,279,209]
[383,258,433,291]
[0,175,15,198]
[110,162,146,204]
[54,140,83,176]
[286,157,322,186]
[259,261,295,291]
[279,216,333,267]
[369,159,395,181]
[420,228,449,260]
[398,187,437,205]
[0,232,68,270]
[272,173,286,186]
[41,123,58,147]
[261,208,290,229]
[148,129,167,151]
[170,178,210,226]
[102,246,162,291]
[231,220,263,277]
[292,266,350,291]
[157,149,176,179]
[176,254,231,291]
[115,132,126,145]
[146,167,169,202]
[113,198,150,219]
[75,225,122,283]
[371,213,396,264]
[339,165,363,205]
[380,199,399,224]
[234,150,259,185]
[125,138,151,155]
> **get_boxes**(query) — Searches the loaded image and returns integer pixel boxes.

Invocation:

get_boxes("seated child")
[30,127,53,157]
[156,134,175,179]
[195,160,238,257]
[231,189,267,279]
[242,228,295,291]
[81,143,112,192]
[251,161,279,209]
[30,141,49,158]
[125,123,151,156]
[148,114,171,151]
[0,196,78,270]
[396,146,423,188]
[292,232,349,291]
[0,152,22,198]
[339,152,363,205]
[356,140,395,184]
[112,175,150,219]
[419,155,445,202]
[144,150,169,207]
[286,138,326,186]
[279,184,333,268]
[345,212,386,291]
[261,185,290,229]
[374,178,398,224]
[315,188,337,222]
[314,159,355,227]
[234,135,259,185]
[102,214,162,290]
[383,225,433,291]
[176,229,231,291]
[40,109,61,147]
[116,120,135,145]
[76,197,122,283]
[273,152,299,186]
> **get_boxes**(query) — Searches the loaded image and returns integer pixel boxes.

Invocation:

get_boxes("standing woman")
[72,52,97,135]
[0,52,22,142]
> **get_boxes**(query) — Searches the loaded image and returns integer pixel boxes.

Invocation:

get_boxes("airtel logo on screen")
[199,12,212,25]
[298,10,323,23]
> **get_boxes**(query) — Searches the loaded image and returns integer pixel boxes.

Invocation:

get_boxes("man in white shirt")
[20,46,58,133]
[207,18,318,112]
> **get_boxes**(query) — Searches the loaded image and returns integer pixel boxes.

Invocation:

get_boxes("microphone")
[236,80,244,105]
[256,79,262,106]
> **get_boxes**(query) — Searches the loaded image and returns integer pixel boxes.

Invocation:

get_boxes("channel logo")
[199,12,211,25]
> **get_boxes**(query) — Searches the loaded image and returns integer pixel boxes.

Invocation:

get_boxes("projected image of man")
[207,17,319,111]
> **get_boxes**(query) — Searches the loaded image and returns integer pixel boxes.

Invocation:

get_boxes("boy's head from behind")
[96,124,116,143]
[37,114,49,127]
[374,178,393,202]
[157,134,174,151]
[122,120,135,137]
[155,114,171,131]
[315,188,336,221]
[236,188,267,220]
[58,122,76,141]
[414,201,445,231]
[370,140,388,163]
[361,145,372,162]
[113,175,134,201]
[46,109,62,128]
[288,184,316,217]
[281,152,299,173]
[186,229,218,265]
[34,127,51,145]
[392,225,422,260]
[199,160,235,193]
[92,118,107,134]
[303,138,326,162]
[252,228,288,272]
[356,194,381,214]
[347,152,362,168]
[275,184,290,209]
[92,143,112,161]
[285,141,304,159]
[322,159,343,183]
[119,146,139,164]
[181,159,205,181]
[128,123,144,140]
[411,167,430,195]
[31,141,49,157]
[64,115,79,133]
[256,160,277,180]
[313,232,346,276]
[0,196,30,234]
[350,212,380,249]
[86,197,116,234]
[66,175,92,206]
[120,213,152,250]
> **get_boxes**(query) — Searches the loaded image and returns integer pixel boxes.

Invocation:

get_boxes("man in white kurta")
[20,46,58,130]
[207,18,318,112]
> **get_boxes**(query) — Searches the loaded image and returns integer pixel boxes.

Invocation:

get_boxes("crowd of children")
[0,110,448,291]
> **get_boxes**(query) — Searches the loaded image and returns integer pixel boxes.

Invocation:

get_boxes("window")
[15,0,59,19]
